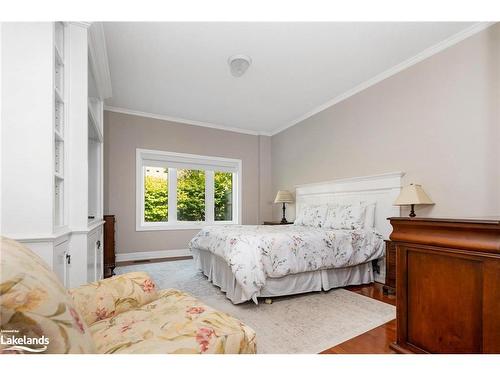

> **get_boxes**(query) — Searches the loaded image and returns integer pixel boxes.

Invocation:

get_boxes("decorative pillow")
[294,204,328,228]
[324,202,367,230]
[0,237,96,354]
[69,272,159,327]
[293,203,307,225]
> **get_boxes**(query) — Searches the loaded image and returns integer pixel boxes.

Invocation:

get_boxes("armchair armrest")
[69,272,159,326]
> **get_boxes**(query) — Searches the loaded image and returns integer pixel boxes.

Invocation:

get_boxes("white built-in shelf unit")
[53,22,66,229]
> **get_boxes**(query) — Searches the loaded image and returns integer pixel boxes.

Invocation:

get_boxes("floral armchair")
[0,237,256,354]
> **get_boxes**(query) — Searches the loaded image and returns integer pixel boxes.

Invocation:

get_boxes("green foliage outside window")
[144,169,168,222]
[177,169,206,221]
[144,168,234,223]
[214,172,233,221]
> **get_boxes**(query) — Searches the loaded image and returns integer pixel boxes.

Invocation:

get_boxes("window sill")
[136,222,238,232]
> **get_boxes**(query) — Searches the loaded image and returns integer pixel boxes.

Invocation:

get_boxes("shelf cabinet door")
[95,228,103,281]
[87,231,97,282]
[54,241,70,287]
[87,227,104,283]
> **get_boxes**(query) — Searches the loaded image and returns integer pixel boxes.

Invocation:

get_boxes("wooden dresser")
[103,215,116,278]
[383,240,396,295]
[389,217,500,354]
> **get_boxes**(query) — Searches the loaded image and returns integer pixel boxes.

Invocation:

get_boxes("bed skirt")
[191,248,374,304]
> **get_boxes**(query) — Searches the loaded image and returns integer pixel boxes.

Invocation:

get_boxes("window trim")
[136,148,242,231]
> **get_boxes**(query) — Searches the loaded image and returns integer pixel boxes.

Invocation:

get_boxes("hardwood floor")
[320,283,397,354]
[345,282,396,306]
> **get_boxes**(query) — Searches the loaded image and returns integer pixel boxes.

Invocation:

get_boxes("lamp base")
[281,202,288,224]
[409,204,416,218]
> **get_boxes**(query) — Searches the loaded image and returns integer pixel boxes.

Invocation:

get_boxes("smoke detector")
[228,55,252,77]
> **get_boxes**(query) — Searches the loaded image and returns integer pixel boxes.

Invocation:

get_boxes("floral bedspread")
[189,225,385,303]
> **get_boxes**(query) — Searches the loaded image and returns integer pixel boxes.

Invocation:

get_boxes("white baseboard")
[116,249,191,262]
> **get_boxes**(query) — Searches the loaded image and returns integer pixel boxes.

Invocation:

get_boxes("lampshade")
[394,184,434,206]
[274,190,294,204]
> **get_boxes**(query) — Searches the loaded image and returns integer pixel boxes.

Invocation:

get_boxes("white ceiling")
[103,22,477,135]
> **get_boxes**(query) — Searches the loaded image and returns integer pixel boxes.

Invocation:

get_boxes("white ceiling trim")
[104,106,272,136]
[269,21,496,136]
[88,22,113,99]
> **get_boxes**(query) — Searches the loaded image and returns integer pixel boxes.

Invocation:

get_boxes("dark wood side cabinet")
[383,240,396,295]
[389,217,500,354]
[103,215,116,278]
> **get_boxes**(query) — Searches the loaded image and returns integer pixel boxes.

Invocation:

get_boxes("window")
[214,171,233,221]
[177,169,205,221]
[144,166,168,222]
[136,149,241,230]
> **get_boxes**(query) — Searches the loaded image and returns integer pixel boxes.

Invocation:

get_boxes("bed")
[189,172,404,304]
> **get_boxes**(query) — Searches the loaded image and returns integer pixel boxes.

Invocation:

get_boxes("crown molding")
[104,106,272,136]
[269,22,497,136]
[88,22,113,99]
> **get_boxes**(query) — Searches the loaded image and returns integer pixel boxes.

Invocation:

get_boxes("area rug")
[116,259,395,354]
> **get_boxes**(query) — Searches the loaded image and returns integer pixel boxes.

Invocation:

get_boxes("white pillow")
[324,202,367,230]
[363,202,376,229]
[294,204,328,228]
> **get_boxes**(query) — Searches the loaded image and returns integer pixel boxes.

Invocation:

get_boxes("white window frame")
[136,148,242,231]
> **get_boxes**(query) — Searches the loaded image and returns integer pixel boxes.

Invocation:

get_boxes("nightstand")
[383,240,396,295]
[263,221,294,225]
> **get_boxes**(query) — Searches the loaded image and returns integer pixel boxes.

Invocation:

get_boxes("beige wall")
[272,25,500,220]
[258,135,274,221]
[104,111,272,254]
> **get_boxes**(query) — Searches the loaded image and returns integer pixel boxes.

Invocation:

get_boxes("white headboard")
[295,172,404,239]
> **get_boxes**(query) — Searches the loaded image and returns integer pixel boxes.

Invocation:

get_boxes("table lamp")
[394,183,434,217]
[274,190,294,224]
